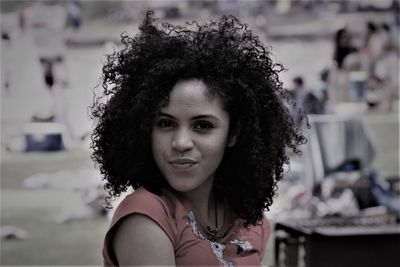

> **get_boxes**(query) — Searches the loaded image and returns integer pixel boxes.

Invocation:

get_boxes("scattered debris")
[0,226,29,240]
[22,167,101,190]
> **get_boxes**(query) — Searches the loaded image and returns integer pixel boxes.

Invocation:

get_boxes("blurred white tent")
[303,103,376,189]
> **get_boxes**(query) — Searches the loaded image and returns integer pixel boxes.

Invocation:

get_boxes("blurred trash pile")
[21,167,108,224]
[0,226,30,241]
[272,105,399,223]
[274,169,399,222]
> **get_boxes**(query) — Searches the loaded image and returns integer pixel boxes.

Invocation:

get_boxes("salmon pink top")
[103,187,270,266]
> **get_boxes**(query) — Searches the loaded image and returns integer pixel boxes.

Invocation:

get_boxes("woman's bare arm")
[112,214,176,266]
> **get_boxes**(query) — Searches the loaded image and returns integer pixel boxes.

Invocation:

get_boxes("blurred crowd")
[288,17,399,127]
[331,20,398,111]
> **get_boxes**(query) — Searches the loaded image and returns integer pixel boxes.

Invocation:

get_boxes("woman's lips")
[169,158,198,170]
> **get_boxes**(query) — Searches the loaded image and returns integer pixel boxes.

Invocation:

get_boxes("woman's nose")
[171,129,194,152]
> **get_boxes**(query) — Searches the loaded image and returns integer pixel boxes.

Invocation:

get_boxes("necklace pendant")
[207,225,218,234]
[209,235,217,242]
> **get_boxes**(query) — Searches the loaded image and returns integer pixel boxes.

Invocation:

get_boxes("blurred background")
[1,0,399,266]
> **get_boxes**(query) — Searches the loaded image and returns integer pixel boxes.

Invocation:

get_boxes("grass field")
[1,149,107,265]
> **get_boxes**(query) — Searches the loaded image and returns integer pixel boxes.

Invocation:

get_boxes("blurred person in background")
[372,22,399,112]
[1,25,11,95]
[343,21,397,108]
[364,21,387,67]
[333,28,357,71]
[66,0,83,31]
[91,11,305,266]
[330,27,357,104]
[289,76,325,125]
[342,44,370,104]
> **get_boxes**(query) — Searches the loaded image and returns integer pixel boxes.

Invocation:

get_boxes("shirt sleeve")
[102,188,176,266]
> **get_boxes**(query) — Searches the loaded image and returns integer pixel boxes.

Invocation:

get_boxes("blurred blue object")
[23,122,65,151]
[25,133,64,151]
[370,170,400,213]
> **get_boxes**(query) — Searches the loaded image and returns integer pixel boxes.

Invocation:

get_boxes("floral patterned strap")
[230,239,254,255]
[211,242,235,267]
[187,210,235,267]
[187,211,207,240]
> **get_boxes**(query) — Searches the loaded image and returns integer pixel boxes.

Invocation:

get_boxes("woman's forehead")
[159,79,226,117]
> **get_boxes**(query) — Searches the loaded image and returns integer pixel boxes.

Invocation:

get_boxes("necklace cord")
[215,194,218,229]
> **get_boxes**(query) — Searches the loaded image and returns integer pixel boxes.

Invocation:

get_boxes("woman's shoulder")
[254,212,271,256]
[116,187,166,208]
[111,212,176,266]
[103,187,180,265]
[111,187,177,225]
[233,213,270,249]
[105,188,178,266]
[237,213,270,234]
[253,212,271,240]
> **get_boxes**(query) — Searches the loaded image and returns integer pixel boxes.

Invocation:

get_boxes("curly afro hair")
[91,11,305,226]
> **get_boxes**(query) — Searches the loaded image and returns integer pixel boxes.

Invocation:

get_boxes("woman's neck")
[207,191,222,230]
[183,191,225,232]
[179,177,215,227]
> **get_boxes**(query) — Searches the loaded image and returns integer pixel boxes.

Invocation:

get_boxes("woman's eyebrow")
[158,112,219,122]
[192,115,219,121]
[158,112,175,119]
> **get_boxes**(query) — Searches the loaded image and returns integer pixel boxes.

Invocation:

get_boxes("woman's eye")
[156,119,176,129]
[194,121,214,131]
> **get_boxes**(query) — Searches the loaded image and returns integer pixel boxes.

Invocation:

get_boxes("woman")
[91,12,305,266]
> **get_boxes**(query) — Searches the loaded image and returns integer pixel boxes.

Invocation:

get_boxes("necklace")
[206,226,228,242]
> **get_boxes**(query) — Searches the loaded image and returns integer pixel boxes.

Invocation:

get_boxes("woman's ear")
[227,135,238,148]
[227,122,240,148]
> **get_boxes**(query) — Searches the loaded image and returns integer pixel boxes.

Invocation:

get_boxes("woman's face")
[151,79,231,195]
